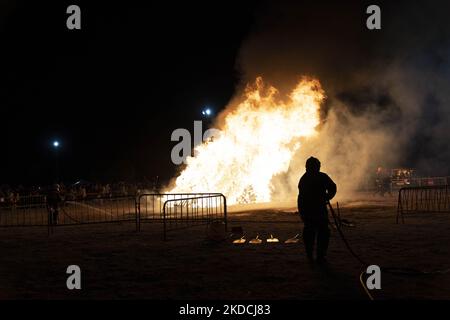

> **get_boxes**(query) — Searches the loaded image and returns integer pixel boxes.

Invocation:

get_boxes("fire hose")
[61,207,83,224]
[326,201,450,300]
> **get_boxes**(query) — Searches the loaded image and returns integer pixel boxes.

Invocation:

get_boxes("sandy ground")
[1,194,450,300]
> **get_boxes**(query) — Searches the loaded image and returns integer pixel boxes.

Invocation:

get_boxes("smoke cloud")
[231,0,450,201]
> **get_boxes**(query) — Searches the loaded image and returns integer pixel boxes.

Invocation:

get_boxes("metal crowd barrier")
[0,195,137,229]
[1,193,228,239]
[60,196,137,224]
[136,193,225,225]
[162,194,227,240]
[409,176,450,187]
[397,185,450,223]
[0,195,48,227]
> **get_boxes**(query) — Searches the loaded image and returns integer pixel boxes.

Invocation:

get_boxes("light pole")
[53,140,60,183]
[201,108,212,117]
[201,107,213,127]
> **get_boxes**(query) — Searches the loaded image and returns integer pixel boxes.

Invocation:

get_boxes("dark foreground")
[1,196,450,299]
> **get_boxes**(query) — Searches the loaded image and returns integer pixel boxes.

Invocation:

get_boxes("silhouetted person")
[47,184,62,225]
[381,176,392,197]
[298,157,337,264]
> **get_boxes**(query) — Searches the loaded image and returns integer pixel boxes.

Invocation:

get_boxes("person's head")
[305,156,321,173]
[53,184,60,192]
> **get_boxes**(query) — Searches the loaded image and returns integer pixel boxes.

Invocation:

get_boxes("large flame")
[169,76,325,204]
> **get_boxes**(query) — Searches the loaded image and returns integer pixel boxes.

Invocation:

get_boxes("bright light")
[53,141,60,148]
[202,108,212,116]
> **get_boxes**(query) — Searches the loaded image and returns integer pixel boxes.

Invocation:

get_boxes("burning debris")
[169,77,325,204]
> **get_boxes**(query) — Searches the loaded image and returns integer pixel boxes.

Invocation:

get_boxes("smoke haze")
[232,0,450,201]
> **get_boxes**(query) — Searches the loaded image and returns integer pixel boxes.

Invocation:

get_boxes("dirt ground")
[1,194,450,300]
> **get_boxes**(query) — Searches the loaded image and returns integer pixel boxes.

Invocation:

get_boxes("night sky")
[2,1,450,186]
[0,1,257,185]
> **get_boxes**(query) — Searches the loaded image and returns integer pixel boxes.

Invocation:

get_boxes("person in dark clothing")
[47,184,62,225]
[381,176,392,197]
[297,157,337,264]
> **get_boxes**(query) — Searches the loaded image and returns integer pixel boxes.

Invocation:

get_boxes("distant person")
[381,176,392,197]
[78,186,87,201]
[47,184,62,225]
[105,184,111,197]
[13,191,19,208]
[297,157,337,264]
[121,184,128,197]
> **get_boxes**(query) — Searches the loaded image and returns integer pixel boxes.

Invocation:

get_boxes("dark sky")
[0,1,257,185]
[2,1,450,187]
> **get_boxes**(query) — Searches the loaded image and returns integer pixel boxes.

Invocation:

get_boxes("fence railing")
[162,194,227,240]
[409,176,450,187]
[392,176,450,190]
[136,193,225,226]
[0,193,227,239]
[0,195,48,227]
[0,195,137,229]
[397,186,450,223]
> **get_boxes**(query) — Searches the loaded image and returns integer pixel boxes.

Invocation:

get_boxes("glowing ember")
[169,76,325,204]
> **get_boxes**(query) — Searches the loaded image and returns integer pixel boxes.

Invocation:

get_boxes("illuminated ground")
[1,194,450,299]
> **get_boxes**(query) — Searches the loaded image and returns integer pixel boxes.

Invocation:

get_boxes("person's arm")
[297,194,305,222]
[297,178,305,221]
[326,175,337,201]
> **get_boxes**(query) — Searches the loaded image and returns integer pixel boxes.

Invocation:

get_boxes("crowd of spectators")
[0,181,159,207]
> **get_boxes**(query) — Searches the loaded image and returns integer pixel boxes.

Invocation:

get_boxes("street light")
[52,140,60,182]
[202,108,212,117]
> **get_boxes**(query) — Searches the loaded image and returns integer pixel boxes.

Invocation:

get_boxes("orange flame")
[169,76,325,204]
